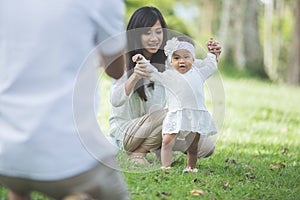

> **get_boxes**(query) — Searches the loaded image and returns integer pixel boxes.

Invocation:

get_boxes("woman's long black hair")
[126,6,167,101]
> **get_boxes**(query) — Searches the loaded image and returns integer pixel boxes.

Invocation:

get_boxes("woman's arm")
[110,73,130,107]
[125,55,153,95]
[110,57,154,107]
[125,72,141,96]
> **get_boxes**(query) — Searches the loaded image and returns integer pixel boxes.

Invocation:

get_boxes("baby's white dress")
[150,53,218,139]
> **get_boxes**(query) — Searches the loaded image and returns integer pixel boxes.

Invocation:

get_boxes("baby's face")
[171,49,194,74]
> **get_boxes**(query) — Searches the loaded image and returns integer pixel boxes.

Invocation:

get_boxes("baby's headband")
[164,37,195,59]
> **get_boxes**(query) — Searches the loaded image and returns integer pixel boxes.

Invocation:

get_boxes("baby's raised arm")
[194,53,218,80]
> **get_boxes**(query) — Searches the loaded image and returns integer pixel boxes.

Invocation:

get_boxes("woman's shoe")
[128,153,150,165]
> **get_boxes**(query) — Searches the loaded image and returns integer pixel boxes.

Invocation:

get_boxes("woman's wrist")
[125,73,140,96]
[131,72,140,81]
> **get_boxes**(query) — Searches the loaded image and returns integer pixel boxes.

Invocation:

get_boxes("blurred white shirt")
[0,0,125,180]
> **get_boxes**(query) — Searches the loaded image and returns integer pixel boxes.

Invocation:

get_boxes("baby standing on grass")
[133,36,219,172]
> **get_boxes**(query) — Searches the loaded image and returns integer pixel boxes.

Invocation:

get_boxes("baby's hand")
[132,54,148,64]
[206,38,222,61]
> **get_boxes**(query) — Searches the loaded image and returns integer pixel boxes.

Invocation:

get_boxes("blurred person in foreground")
[0,0,129,199]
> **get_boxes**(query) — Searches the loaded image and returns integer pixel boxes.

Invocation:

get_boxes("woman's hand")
[124,54,153,96]
[132,54,147,63]
[132,54,152,80]
[206,38,222,61]
[133,63,153,80]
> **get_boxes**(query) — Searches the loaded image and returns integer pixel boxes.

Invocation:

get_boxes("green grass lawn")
[1,75,299,200]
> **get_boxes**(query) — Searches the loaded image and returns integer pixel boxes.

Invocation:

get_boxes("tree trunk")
[286,0,300,85]
[219,0,246,68]
[201,1,214,36]
[233,0,246,68]
[219,0,232,57]
[244,0,267,77]
[263,0,275,79]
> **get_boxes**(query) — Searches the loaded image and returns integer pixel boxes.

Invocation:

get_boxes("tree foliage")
[125,0,190,36]
[125,0,299,84]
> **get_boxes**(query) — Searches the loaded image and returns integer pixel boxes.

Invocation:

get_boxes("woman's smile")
[141,20,163,55]
[147,42,159,49]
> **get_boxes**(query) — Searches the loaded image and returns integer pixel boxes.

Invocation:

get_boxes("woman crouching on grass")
[109,6,221,165]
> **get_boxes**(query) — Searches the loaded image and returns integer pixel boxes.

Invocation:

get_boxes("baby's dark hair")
[176,35,195,46]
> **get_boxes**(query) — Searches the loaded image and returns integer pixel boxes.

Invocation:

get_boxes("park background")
[120,1,300,199]
[1,0,300,199]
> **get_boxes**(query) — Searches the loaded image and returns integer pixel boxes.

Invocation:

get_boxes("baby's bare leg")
[186,133,200,168]
[161,134,176,167]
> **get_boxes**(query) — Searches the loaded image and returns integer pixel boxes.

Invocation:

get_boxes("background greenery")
[126,0,300,84]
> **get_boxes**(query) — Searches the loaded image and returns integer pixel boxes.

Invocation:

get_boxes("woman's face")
[140,20,163,58]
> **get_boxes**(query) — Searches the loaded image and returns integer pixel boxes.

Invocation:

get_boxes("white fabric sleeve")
[194,53,218,80]
[147,64,164,83]
[110,73,130,107]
